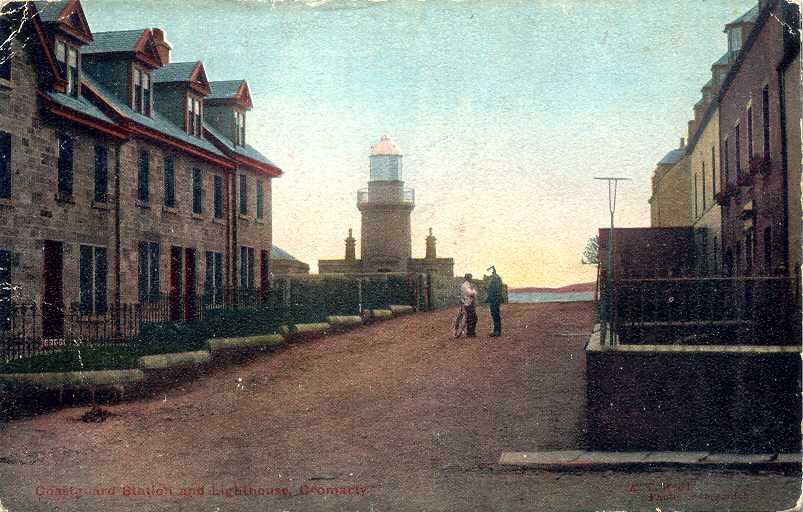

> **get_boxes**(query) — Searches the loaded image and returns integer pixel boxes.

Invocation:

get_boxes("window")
[234,110,245,145]
[132,67,151,115]
[747,106,753,160]
[187,96,202,136]
[192,168,203,214]
[57,133,73,199]
[55,41,78,96]
[764,226,772,272]
[213,175,223,218]
[723,138,730,182]
[79,245,107,315]
[163,156,175,208]
[143,72,151,116]
[701,162,706,211]
[0,131,10,199]
[94,145,108,202]
[256,180,264,219]
[711,145,716,195]
[239,174,248,214]
[194,98,202,137]
[0,22,12,81]
[728,28,742,58]
[240,246,255,289]
[762,86,770,160]
[734,124,741,176]
[133,68,141,112]
[137,149,149,203]
[137,241,160,302]
[204,251,224,306]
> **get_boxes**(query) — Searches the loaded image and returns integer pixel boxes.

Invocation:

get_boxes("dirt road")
[0,302,798,511]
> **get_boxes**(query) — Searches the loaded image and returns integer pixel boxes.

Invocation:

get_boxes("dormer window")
[187,95,203,137]
[132,66,152,116]
[55,40,79,96]
[234,110,245,146]
[727,28,742,59]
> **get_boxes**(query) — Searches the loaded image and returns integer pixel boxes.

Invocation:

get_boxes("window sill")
[0,197,11,208]
[238,214,250,222]
[135,199,151,209]
[213,216,226,225]
[254,218,266,225]
[162,205,179,215]
[54,193,75,205]
[0,77,13,90]
[91,199,111,210]
[191,212,204,221]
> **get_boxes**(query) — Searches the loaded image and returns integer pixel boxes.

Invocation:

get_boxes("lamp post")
[594,177,630,346]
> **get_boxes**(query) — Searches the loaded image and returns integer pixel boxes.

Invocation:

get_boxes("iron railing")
[606,276,801,346]
[357,187,415,206]
[0,288,266,361]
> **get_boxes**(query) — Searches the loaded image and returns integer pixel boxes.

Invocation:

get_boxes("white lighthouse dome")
[370,135,402,156]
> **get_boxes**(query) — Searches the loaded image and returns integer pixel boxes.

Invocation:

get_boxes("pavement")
[499,450,802,469]
[0,302,799,512]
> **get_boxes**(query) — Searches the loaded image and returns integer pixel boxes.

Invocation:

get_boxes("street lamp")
[594,176,630,346]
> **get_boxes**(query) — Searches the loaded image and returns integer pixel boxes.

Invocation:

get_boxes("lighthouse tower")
[357,135,415,272]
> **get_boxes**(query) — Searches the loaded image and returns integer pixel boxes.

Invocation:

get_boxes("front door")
[42,240,64,338]
[184,248,196,321]
[169,246,182,321]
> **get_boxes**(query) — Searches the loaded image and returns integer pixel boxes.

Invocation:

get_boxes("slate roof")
[31,0,69,22]
[153,61,198,83]
[725,4,759,28]
[208,80,243,100]
[658,148,686,166]
[271,246,299,260]
[46,89,116,125]
[713,51,731,67]
[83,29,144,54]
[204,122,278,169]
[82,73,227,158]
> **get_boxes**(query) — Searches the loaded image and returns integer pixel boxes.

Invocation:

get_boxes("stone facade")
[0,1,281,336]
[649,142,692,228]
[689,109,723,275]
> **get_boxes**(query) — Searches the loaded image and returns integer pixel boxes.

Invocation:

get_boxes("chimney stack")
[680,137,685,149]
[151,28,171,65]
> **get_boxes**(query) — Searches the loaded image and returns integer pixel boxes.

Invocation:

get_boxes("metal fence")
[604,276,801,346]
[0,288,264,361]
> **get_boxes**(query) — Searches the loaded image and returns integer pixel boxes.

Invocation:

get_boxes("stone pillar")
[425,227,437,259]
[345,228,356,262]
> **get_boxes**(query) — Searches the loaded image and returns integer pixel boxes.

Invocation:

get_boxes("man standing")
[460,273,478,337]
[487,266,503,337]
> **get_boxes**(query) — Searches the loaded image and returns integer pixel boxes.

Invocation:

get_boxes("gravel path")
[0,302,798,511]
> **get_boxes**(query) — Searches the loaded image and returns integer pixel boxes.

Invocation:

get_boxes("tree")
[581,235,599,265]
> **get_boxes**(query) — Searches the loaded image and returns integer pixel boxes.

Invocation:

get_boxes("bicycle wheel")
[453,308,466,338]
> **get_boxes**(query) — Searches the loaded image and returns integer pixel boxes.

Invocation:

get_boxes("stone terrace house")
[0,0,281,338]
[718,0,801,278]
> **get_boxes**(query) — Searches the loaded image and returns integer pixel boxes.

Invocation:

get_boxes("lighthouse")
[317,136,453,277]
[357,135,415,272]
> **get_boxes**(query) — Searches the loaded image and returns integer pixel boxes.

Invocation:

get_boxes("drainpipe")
[778,68,790,275]
[114,142,121,308]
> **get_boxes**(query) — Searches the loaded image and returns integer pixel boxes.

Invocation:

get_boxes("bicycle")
[453,304,466,338]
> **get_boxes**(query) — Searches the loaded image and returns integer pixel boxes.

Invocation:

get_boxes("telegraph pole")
[594,177,630,346]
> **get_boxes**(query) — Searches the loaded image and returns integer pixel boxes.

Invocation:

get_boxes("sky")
[81,0,759,287]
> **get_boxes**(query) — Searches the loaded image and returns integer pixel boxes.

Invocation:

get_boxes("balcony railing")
[357,187,415,206]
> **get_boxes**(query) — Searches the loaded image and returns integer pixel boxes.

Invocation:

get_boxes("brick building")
[718,0,800,277]
[0,0,281,337]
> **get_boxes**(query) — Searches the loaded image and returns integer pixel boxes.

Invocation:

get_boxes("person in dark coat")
[486,266,503,337]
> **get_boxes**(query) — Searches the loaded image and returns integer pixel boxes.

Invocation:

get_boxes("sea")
[508,291,595,303]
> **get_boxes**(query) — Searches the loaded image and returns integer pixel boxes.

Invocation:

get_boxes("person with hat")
[486,266,504,337]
